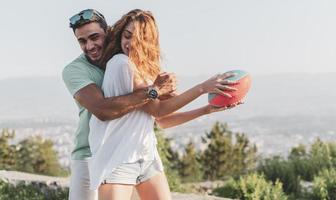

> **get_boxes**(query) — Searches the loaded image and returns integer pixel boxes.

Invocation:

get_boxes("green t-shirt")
[62,54,104,160]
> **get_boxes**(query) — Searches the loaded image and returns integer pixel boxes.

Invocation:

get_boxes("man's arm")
[74,84,149,121]
[74,72,176,121]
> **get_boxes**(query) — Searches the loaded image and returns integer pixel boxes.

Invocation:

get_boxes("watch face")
[149,89,158,99]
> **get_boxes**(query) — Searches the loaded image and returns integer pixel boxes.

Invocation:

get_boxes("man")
[63,9,237,200]
[63,9,176,200]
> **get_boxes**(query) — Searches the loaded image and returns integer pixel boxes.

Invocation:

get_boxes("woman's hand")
[153,72,177,97]
[204,101,244,114]
[199,73,238,97]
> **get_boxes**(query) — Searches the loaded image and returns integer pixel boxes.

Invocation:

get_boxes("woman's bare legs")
[98,184,134,200]
[135,172,172,200]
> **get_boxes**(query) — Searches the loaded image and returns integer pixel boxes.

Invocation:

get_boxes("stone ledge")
[0,170,69,187]
[0,170,231,200]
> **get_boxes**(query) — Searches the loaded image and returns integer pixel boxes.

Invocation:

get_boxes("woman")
[89,9,239,200]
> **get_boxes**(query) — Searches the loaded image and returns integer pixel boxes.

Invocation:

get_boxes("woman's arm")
[135,73,237,118]
[155,103,241,129]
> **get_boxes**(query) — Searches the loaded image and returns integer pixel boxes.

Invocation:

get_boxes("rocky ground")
[0,170,231,200]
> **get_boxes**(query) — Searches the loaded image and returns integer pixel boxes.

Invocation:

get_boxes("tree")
[201,122,233,180]
[287,139,336,182]
[232,133,257,175]
[309,139,336,173]
[179,141,203,182]
[258,139,336,199]
[0,129,64,176]
[201,122,257,180]
[0,129,16,170]
[15,136,62,176]
[155,126,184,192]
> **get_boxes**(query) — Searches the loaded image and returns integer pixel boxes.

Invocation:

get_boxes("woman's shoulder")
[107,53,129,67]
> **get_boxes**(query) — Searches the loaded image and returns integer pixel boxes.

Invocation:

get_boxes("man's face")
[74,22,106,62]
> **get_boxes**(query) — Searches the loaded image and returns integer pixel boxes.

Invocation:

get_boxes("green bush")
[310,168,336,200]
[258,156,302,197]
[0,180,68,200]
[212,173,288,200]
[212,178,239,198]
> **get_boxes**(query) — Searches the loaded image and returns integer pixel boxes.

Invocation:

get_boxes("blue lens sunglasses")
[69,9,105,28]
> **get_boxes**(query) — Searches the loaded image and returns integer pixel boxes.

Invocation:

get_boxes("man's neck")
[85,55,104,70]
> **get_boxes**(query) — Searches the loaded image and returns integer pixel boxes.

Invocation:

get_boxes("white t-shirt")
[88,54,162,190]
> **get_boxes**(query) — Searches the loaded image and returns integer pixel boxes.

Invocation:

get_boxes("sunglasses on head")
[69,9,105,28]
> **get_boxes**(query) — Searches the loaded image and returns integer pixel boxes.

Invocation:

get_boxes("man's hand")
[153,72,177,97]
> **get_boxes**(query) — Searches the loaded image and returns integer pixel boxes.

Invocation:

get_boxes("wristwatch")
[146,85,159,99]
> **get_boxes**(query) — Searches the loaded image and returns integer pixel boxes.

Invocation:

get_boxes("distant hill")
[177,72,336,117]
[1,72,335,124]
[0,76,77,123]
[1,73,335,155]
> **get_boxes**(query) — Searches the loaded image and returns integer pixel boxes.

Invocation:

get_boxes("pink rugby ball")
[208,70,251,107]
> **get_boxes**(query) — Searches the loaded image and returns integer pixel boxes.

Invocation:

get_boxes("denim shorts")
[101,158,163,185]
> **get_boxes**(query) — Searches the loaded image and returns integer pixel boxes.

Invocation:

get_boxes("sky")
[1,0,336,80]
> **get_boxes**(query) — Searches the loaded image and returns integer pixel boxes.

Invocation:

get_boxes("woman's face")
[121,22,134,56]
